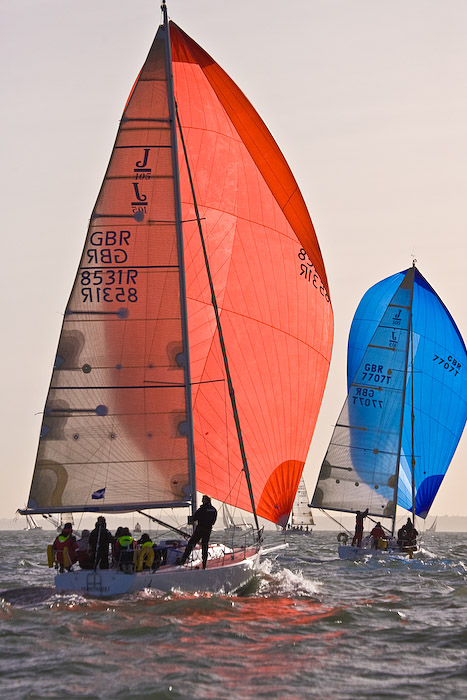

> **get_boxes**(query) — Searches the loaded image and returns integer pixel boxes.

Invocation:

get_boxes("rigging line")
[136,510,189,539]
[319,508,352,534]
[174,100,260,535]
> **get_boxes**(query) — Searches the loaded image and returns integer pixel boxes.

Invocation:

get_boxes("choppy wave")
[1,530,467,699]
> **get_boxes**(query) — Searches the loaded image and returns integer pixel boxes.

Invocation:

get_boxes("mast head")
[161,0,168,24]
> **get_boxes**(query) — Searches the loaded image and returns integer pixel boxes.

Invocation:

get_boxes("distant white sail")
[291,478,314,528]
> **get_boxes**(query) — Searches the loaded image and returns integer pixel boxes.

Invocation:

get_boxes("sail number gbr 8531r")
[80,230,138,303]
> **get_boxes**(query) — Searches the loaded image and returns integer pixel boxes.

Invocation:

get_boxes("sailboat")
[311,263,466,559]
[288,477,314,531]
[222,504,253,533]
[40,512,75,533]
[19,3,333,596]
[427,517,438,533]
[24,513,42,531]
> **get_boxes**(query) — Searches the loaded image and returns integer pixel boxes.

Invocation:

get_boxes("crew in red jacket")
[53,523,79,572]
[370,522,386,548]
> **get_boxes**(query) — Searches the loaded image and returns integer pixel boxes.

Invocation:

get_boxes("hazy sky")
[1,0,466,520]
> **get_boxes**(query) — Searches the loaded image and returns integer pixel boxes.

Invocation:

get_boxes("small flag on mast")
[91,488,106,500]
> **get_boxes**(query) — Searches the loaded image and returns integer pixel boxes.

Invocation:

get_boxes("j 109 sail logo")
[297,249,330,302]
[392,309,402,326]
[389,330,398,349]
[132,148,152,219]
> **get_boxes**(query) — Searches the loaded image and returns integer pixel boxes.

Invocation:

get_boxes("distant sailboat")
[222,505,253,533]
[312,264,466,559]
[289,477,314,531]
[19,2,333,596]
[24,513,42,531]
[42,512,75,533]
[427,517,438,533]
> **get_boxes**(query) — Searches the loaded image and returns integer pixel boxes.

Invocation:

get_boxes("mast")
[410,262,416,527]
[162,1,197,519]
[391,266,415,536]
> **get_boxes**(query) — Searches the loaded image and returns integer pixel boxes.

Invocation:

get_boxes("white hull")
[55,547,261,597]
[338,544,418,560]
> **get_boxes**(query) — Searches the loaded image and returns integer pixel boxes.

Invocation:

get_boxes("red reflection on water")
[142,597,348,698]
[172,596,341,628]
[40,594,351,698]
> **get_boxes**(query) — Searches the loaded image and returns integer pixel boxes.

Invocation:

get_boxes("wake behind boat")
[312,263,467,561]
[18,2,333,596]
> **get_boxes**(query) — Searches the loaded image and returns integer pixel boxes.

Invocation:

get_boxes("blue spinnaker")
[347,267,467,518]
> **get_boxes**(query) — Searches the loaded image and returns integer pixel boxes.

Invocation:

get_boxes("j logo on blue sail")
[91,488,106,500]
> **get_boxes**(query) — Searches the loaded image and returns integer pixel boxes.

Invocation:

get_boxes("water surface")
[1,530,466,699]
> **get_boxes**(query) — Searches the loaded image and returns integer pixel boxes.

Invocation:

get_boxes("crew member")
[89,516,114,569]
[404,517,418,547]
[114,527,136,573]
[351,508,369,547]
[137,533,155,571]
[77,528,93,569]
[179,495,218,569]
[53,523,79,573]
[370,522,386,548]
